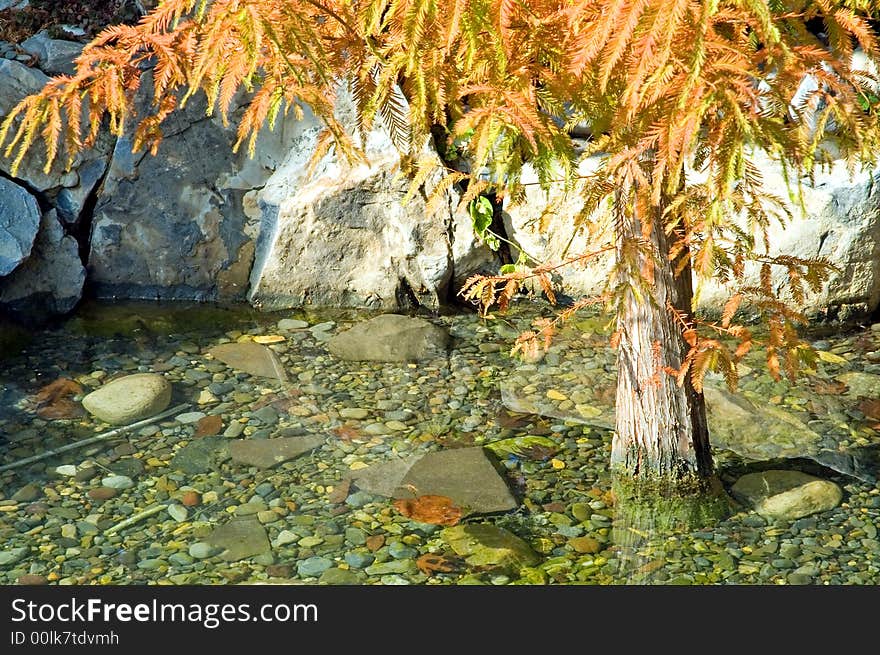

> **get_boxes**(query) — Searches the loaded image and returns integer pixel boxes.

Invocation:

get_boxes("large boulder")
[503,151,880,318]
[87,72,300,302]
[248,85,492,311]
[0,209,85,316]
[0,59,112,224]
[0,176,40,276]
[19,32,83,76]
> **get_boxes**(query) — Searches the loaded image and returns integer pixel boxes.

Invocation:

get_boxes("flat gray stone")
[171,437,229,474]
[350,447,517,514]
[731,470,843,521]
[207,518,270,562]
[208,342,288,382]
[228,436,324,469]
[328,314,450,362]
[837,371,880,397]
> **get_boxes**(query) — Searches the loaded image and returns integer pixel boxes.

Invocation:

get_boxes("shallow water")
[0,299,879,585]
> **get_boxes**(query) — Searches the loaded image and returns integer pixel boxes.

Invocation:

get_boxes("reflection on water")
[0,299,878,585]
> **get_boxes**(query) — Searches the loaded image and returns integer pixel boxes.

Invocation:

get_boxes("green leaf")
[499,263,518,275]
[469,196,494,237]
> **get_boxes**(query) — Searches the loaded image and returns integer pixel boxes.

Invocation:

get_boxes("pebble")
[188,543,218,559]
[297,557,334,578]
[344,552,375,569]
[177,411,207,424]
[55,465,77,477]
[278,319,309,331]
[340,408,369,420]
[181,491,201,507]
[345,492,374,508]
[101,475,134,490]
[12,484,40,502]
[168,505,188,522]
[274,530,299,547]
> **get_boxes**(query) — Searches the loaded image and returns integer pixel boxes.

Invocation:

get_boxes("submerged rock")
[206,518,271,562]
[350,446,517,514]
[81,373,171,425]
[731,470,843,521]
[441,524,539,567]
[328,314,450,362]
[207,342,288,381]
[228,436,324,469]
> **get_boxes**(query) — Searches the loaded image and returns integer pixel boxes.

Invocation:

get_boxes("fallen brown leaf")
[416,553,463,576]
[813,380,848,395]
[332,426,363,442]
[392,495,462,526]
[32,378,84,419]
[858,398,880,421]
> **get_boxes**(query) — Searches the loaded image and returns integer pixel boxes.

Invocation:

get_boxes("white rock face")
[502,151,880,318]
[248,86,491,310]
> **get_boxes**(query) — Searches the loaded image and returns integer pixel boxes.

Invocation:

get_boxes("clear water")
[0,300,878,585]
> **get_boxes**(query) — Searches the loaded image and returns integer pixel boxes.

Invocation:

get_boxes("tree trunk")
[610,185,713,482]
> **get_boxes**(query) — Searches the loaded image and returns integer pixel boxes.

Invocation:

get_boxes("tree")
[3,1,880,500]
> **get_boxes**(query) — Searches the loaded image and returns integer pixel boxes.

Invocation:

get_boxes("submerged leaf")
[416,553,463,576]
[392,495,462,526]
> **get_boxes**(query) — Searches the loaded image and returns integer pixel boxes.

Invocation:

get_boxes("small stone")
[731,470,843,521]
[169,553,194,567]
[299,536,324,548]
[197,389,219,405]
[74,466,99,482]
[344,552,375,569]
[188,542,218,559]
[344,491,374,508]
[101,475,134,490]
[345,528,367,546]
[340,408,369,420]
[273,530,299,547]
[176,411,206,424]
[12,484,40,502]
[364,560,417,576]
[55,465,77,477]
[257,510,278,524]
[87,487,117,501]
[569,536,601,554]
[547,389,567,401]
[17,574,48,585]
[319,568,360,584]
[278,319,309,331]
[297,556,334,578]
[388,542,418,559]
[266,564,293,577]
[168,504,188,522]
[0,547,28,566]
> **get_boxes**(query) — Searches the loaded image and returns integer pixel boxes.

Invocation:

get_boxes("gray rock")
[207,518,270,561]
[0,209,85,316]
[0,59,112,213]
[175,411,206,424]
[0,1,29,11]
[167,504,188,522]
[441,524,540,567]
[502,151,880,316]
[277,319,308,331]
[836,371,880,397]
[350,446,517,514]
[0,546,28,567]
[19,32,83,76]
[731,470,843,521]
[171,437,229,474]
[248,84,465,312]
[297,556,334,578]
[101,475,134,490]
[207,342,288,381]
[343,552,374,569]
[82,373,172,425]
[328,314,450,362]
[0,176,40,276]
[364,560,417,576]
[319,568,360,585]
[188,542,219,559]
[228,435,324,469]
[87,69,298,302]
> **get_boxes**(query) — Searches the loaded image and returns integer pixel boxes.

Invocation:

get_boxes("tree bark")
[610,185,713,481]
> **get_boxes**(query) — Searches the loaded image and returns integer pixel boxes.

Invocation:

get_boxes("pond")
[0,299,879,585]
